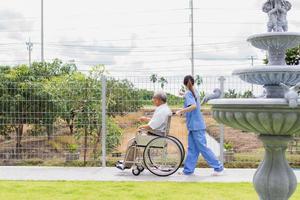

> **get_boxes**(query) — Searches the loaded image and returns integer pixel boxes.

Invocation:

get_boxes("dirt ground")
[115,109,262,153]
[203,110,263,153]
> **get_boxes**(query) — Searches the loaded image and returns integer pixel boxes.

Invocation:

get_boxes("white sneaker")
[117,160,124,164]
[211,170,224,176]
[178,171,194,176]
[116,163,125,170]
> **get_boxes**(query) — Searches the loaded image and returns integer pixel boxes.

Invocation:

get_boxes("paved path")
[1,166,300,182]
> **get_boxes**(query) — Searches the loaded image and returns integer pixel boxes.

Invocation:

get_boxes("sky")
[0,0,300,77]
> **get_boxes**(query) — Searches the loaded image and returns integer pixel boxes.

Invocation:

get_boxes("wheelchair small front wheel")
[143,137,182,177]
[137,165,144,172]
[132,168,141,176]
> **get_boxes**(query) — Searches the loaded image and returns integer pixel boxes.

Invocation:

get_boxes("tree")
[179,85,186,97]
[44,72,88,136]
[44,65,141,162]
[106,78,143,116]
[0,65,60,158]
[158,77,168,89]
[195,75,203,91]
[33,59,77,139]
[0,60,148,162]
[286,45,300,65]
[149,74,158,91]
[0,59,79,158]
[30,58,77,78]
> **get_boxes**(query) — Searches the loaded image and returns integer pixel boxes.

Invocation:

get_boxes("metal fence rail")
[0,72,299,168]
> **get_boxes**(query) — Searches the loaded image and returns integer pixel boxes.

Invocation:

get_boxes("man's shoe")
[116,163,125,170]
[117,160,124,164]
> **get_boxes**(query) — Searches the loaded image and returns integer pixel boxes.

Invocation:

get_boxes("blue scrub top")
[184,90,206,131]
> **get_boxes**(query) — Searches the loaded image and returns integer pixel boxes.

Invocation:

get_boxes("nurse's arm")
[176,104,197,115]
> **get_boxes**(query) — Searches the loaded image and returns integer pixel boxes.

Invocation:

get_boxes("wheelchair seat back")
[164,115,172,136]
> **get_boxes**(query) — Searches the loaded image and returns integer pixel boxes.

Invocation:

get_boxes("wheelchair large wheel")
[167,135,185,165]
[143,137,182,177]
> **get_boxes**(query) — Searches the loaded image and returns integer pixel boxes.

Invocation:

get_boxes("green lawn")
[0,181,299,200]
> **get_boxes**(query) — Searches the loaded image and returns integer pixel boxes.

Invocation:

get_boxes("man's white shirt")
[148,103,172,132]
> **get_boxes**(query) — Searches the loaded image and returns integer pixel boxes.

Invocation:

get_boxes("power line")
[0,6,298,22]
[0,21,287,33]
[43,44,246,53]
[44,41,243,49]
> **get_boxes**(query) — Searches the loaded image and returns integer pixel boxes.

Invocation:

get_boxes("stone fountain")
[209,0,300,199]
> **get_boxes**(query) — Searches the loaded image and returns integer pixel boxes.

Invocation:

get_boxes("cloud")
[46,37,136,67]
[194,42,258,61]
[0,10,33,41]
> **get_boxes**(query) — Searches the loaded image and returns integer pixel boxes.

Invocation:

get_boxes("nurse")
[176,75,224,176]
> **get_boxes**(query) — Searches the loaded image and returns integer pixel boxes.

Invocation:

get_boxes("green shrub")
[224,143,233,151]
[106,118,122,153]
[67,144,79,153]
[239,90,253,98]
[224,89,238,98]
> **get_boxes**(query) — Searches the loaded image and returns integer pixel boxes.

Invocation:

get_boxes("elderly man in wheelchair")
[116,91,184,176]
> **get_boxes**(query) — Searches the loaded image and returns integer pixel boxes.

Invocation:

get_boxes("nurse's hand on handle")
[175,110,183,116]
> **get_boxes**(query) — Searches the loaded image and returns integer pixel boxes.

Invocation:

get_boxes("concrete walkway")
[0,166,300,182]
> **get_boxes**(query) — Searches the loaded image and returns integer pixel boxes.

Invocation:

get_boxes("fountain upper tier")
[233,65,300,86]
[232,32,300,89]
[247,32,300,65]
[248,32,300,51]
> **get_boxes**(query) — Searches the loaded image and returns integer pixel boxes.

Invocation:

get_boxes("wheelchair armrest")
[147,130,166,137]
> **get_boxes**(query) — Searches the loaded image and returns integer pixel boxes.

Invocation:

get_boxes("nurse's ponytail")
[183,75,197,101]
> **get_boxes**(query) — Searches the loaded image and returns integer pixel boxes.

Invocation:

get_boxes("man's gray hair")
[153,91,167,103]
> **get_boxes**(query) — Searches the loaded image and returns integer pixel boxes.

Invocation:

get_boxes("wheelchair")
[124,115,185,177]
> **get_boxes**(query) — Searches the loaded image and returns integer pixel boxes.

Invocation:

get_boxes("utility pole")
[250,56,254,92]
[251,56,254,67]
[190,0,195,76]
[41,0,44,63]
[26,38,33,67]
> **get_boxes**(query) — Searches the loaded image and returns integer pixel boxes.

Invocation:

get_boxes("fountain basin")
[233,65,300,86]
[247,32,300,50]
[209,98,300,136]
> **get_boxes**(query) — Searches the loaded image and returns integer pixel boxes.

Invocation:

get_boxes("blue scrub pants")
[183,129,223,175]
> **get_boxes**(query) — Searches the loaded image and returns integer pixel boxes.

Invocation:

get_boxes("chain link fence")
[0,69,299,168]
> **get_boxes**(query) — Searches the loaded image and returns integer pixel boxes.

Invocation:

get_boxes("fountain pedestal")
[268,48,286,66]
[254,136,297,200]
